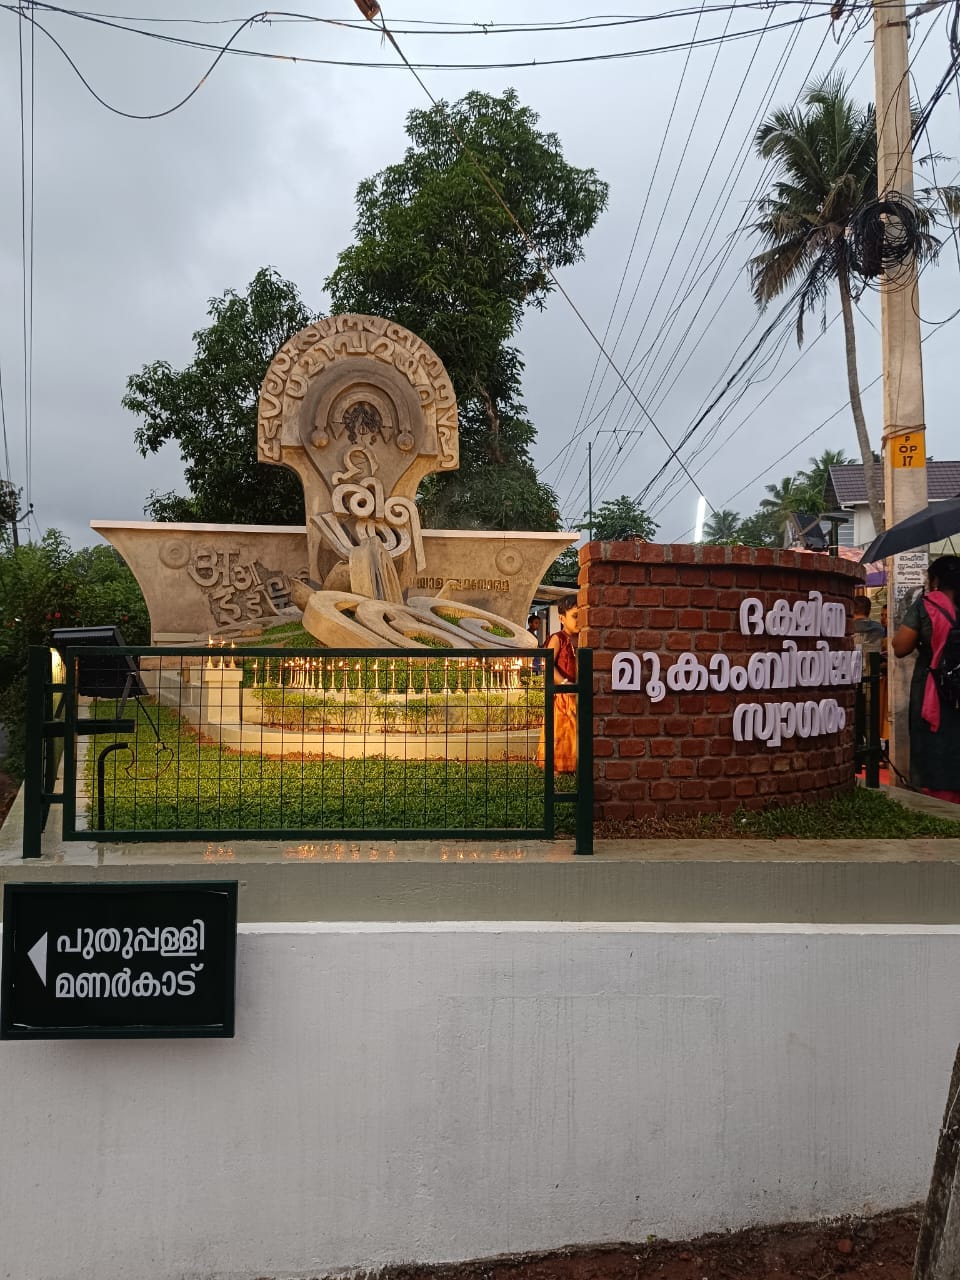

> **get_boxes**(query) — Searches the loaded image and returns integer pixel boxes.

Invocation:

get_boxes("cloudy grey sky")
[1,0,958,551]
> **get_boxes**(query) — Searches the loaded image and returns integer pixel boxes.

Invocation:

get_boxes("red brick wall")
[579,542,865,820]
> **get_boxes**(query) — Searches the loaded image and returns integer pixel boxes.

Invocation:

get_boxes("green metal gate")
[23,643,593,857]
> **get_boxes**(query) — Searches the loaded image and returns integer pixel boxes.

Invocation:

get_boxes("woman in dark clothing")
[892,555,960,803]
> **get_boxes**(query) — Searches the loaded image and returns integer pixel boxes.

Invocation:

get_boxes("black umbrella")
[862,494,960,563]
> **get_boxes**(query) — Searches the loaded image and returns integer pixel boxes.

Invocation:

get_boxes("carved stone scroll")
[257,315,458,588]
[254,315,559,651]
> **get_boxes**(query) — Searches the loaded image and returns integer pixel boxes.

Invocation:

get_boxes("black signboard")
[1,882,238,1039]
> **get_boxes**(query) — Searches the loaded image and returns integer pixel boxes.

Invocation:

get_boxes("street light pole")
[872,0,929,785]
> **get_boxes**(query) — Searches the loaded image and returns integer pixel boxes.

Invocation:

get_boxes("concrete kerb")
[3,777,960,924]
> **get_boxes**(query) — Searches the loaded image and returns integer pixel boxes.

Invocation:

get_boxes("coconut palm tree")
[801,447,848,509]
[703,508,742,544]
[749,74,945,535]
[759,475,809,535]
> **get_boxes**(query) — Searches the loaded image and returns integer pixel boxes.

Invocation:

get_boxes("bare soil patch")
[334,1209,920,1280]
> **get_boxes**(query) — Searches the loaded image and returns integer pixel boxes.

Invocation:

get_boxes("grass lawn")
[257,620,317,648]
[85,702,559,835]
[597,786,960,840]
[83,701,958,843]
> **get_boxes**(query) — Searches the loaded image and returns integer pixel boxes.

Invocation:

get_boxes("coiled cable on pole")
[847,193,925,278]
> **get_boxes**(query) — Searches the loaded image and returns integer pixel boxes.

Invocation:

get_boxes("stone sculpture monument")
[94,315,575,646]
[256,314,539,650]
[258,313,458,591]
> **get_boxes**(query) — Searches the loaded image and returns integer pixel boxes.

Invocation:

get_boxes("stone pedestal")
[197,663,243,724]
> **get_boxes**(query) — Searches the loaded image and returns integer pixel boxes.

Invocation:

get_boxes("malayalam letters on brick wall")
[611,589,861,750]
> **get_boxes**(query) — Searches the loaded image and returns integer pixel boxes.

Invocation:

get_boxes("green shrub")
[250,687,545,734]
[0,533,149,777]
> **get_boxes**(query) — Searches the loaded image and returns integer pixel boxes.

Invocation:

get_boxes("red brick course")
[579,541,863,819]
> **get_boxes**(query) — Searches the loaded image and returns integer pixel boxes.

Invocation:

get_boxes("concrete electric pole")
[872,0,929,785]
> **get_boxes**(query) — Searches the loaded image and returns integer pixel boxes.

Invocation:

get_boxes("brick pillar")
[579,542,864,820]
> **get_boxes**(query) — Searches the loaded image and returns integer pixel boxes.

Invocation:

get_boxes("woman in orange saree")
[537,595,579,774]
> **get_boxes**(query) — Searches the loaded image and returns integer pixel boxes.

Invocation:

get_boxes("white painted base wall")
[1,922,958,1280]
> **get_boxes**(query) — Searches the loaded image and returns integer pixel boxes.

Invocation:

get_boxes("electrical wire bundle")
[848,193,926,277]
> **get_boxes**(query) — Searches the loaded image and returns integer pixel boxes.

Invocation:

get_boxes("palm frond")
[748,234,813,307]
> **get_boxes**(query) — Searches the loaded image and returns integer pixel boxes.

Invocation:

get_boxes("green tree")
[749,74,950,535]
[125,268,317,525]
[703,508,742,544]
[0,481,19,535]
[543,541,580,585]
[0,533,148,777]
[800,448,848,510]
[588,495,659,542]
[71,546,150,643]
[758,475,812,535]
[326,89,608,532]
[735,510,780,548]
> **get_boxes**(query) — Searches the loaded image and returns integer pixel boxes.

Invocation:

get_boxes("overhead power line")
[2,1,838,100]
[631,5,949,522]
[549,0,715,497]
[576,15,885,517]
[668,304,958,542]
[553,4,844,520]
[569,0,956,522]
[6,7,270,119]
[0,356,11,486]
[19,1,869,36]
[18,0,36,508]
[363,2,719,513]
[564,2,806,513]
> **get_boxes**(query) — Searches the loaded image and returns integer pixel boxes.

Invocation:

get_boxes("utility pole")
[872,0,929,786]
[872,6,960,1278]
[587,442,593,541]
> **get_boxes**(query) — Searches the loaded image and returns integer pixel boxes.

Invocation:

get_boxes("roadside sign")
[1,882,238,1039]
[890,429,926,468]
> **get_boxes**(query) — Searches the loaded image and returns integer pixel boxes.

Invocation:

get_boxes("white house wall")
[1,922,957,1280]
[853,508,877,548]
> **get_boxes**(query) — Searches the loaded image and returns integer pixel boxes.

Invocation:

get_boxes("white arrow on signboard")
[27,932,47,986]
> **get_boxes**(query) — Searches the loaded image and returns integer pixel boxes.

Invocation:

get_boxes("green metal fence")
[854,650,883,788]
[23,643,593,857]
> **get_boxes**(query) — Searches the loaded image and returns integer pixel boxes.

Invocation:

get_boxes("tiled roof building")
[826,461,960,507]
[823,461,960,548]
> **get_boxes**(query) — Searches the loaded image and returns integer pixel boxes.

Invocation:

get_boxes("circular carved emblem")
[341,400,384,443]
[495,546,524,576]
[159,539,191,570]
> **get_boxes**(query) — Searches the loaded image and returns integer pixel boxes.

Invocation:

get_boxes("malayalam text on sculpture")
[256,315,536,652]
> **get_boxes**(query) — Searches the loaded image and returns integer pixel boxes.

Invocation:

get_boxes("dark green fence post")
[543,650,555,838]
[22,645,49,858]
[853,670,865,773]
[866,650,882,789]
[575,646,594,856]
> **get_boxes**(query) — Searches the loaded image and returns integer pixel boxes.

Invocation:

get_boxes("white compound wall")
[1,922,958,1280]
